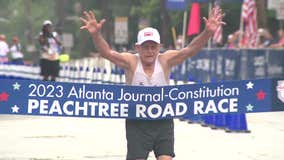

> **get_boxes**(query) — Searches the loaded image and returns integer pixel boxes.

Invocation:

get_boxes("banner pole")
[172,27,177,49]
[239,3,244,48]
[207,2,212,49]
[182,11,187,47]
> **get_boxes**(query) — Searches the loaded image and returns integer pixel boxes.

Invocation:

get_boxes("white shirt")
[0,40,9,57]
[131,54,168,86]
[40,32,61,60]
[10,43,24,59]
[47,32,60,55]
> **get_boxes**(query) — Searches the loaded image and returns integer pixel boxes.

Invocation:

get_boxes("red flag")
[240,0,258,48]
[213,2,223,45]
[187,3,200,36]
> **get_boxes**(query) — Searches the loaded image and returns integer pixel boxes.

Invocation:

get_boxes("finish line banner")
[0,78,283,120]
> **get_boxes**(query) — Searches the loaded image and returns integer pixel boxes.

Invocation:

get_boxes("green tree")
[0,0,281,62]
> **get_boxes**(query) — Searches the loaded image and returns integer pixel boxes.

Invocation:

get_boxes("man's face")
[136,41,161,65]
[44,24,52,34]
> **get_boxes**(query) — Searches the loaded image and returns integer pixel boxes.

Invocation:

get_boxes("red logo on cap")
[144,32,153,37]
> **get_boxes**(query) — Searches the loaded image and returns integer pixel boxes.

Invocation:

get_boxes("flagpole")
[182,11,187,47]
[239,3,244,48]
[207,2,213,49]
[171,27,177,49]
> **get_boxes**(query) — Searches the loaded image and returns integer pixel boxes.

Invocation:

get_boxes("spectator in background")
[38,20,62,81]
[224,31,239,48]
[10,36,24,65]
[257,28,273,48]
[269,28,284,48]
[0,34,9,63]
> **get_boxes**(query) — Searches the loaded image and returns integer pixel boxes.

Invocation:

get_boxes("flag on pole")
[187,3,201,36]
[212,1,223,45]
[240,0,258,48]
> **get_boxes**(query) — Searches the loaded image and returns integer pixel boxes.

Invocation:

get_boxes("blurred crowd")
[0,20,64,81]
[223,28,284,49]
[1,23,284,82]
[0,34,24,64]
[1,26,284,67]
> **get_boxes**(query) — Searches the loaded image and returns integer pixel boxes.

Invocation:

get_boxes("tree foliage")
[0,0,280,62]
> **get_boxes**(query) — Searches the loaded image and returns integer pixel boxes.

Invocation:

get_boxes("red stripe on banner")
[187,3,200,36]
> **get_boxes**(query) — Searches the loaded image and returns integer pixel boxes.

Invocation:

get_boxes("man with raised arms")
[80,7,224,160]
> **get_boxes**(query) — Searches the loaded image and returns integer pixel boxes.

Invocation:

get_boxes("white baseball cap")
[136,27,160,45]
[43,20,52,26]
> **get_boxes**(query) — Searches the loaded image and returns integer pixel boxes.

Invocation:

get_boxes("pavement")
[0,112,283,160]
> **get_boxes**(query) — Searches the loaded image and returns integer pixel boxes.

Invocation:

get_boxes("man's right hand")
[79,10,133,70]
[80,11,106,35]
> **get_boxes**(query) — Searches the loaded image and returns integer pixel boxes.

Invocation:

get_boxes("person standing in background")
[38,20,62,81]
[0,34,9,63]
[10,36,24,65]
[224,31,239,49]
[269,28,284,48]
[257,28,274,48]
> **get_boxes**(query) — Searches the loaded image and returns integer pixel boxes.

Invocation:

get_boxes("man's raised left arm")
[164,6,225,67]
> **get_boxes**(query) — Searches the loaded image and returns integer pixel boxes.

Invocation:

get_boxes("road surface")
[0,112,283,160]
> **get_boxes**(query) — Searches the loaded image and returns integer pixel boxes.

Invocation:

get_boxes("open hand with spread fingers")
[203,6,226,34]
[80,11,106,35]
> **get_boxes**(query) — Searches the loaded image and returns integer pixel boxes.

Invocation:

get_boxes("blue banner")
[267,50,284,78]
[166,0,187,10]
[223,49,240,80]
[184,49,284,81]
[245,49,267,79]
[0,78,283,120]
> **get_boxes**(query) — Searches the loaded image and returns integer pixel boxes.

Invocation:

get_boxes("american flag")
[212,1,223,45]
[240,0,258,48]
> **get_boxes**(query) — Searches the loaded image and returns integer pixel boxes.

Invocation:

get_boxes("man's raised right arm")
[80,11,133,69]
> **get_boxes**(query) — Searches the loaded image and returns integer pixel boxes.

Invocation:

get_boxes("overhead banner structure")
[0,78,283,120]
[166,0,187,10]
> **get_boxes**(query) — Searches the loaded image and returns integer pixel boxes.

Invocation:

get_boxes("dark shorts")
[40,59,60,77]
[125,119,175,160]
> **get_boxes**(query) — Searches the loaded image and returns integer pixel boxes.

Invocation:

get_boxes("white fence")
[0,57,126,84]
